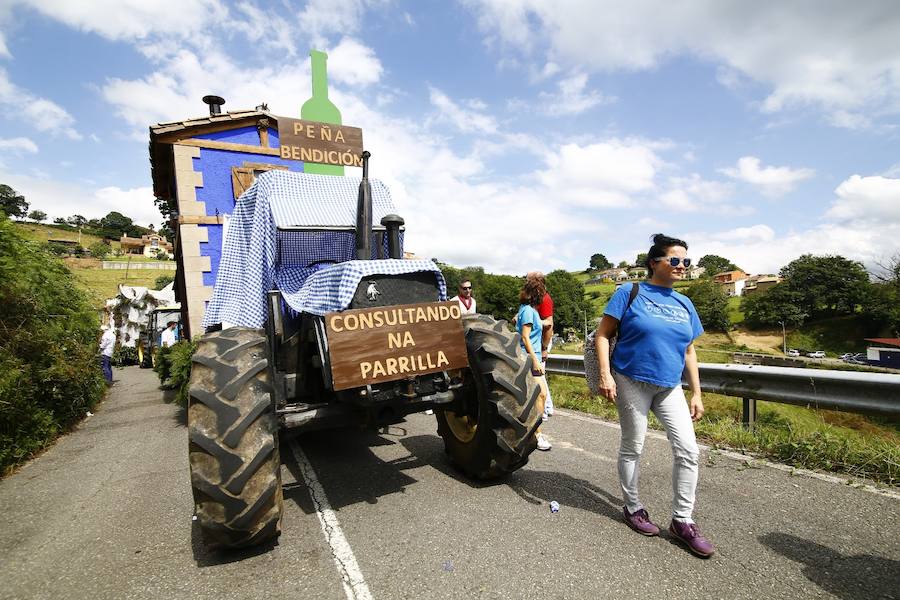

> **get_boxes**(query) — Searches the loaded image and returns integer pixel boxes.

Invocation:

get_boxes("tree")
[67,215,87,227]
[779,254,869,319]
[741,283,808,329]
[860,283,900,338]
[589,253,612,271]
[0,184,28,219]
[99,211,133,234]
[545,269,593,336]
[89,241,111,260]
[28,210,47,223]
[683,280,730,331]
[617,260,629,269]
[697,254,739,276]
[636,253,648,267]
[53,217,68,225]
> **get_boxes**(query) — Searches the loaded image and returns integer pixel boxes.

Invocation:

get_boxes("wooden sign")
[277,117,364,167]
[325,301,469,391]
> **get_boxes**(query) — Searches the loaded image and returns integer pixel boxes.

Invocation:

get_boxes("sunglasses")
[461,286,472,290]
[654,256,692,268]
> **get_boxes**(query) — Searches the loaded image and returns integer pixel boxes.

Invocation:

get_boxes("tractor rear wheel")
[187,327,283,550]
[436,314,543,479]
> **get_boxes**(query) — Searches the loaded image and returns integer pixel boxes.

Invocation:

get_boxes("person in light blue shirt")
[515,276,551,451]
[594,234,714,558]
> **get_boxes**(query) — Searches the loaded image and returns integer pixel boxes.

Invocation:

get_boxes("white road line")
[290,442,374,600]
[554,408,900,501]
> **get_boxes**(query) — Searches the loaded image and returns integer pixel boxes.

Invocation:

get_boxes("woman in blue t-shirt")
[516,277,552,451]
[594,234,714,558]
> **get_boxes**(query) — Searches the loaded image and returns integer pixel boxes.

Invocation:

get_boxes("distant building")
[742,274,782,296]
[119,233,173,258]
[685,265,706,280]
[713,270,748,296]
[864,338,900,369]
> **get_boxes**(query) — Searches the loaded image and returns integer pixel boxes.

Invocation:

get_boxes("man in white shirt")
[450,280,477,315]
[99,325,116,384]
[160,320,179,348]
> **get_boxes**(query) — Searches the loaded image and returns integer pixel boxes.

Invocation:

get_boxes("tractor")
[188,153,544,550]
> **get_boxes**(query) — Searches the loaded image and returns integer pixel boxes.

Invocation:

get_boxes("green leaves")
[683,279,731,331]
[0,214,105,475]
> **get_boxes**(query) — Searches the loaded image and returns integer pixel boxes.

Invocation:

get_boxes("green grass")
[68,260,172,308]
[727,296,744,325]
[548,374,900,487]
[786,315,869,355]
[15,222,107,247]
[584,281,617,314]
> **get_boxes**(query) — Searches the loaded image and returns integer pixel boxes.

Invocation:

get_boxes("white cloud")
[428,87,498,134]
[691,176,900,273]
[463,1,900,128]
[720,156,814,197]
[297,0,367,45]
[0,136,38,153]
[826,175,900,222]
[232,2,296,56]
[327,38,383,87]
[538,73,612,116]
[539,140,663,207]
[14,0,223,41]
[660,173,734,213]
[0,170,159,225]
[0,68,81,139]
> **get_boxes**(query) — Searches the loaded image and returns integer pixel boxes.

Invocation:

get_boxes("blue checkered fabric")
[278,259,447,317]
[276,230,405,265]
[202,170,437,329]
[265,169,397,227]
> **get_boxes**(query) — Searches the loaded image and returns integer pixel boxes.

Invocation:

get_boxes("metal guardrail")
[544,354,900,426]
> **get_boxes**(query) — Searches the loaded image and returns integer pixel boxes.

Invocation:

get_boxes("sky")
[0,0,898,276]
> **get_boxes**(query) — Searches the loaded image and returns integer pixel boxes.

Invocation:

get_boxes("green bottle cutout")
[301,50,343,176]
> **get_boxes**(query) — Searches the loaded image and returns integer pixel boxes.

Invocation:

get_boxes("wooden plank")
[325,301,469,392]
[176,138,280,156]
[156,115,266,143]
[277,118,364,167]
[177,215,226,224]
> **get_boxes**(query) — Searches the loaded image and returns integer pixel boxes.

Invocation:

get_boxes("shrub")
[154,340,198,407]
[154,274,175,290]
[0,214,105,475]
[111,344,138,367]
[89,241,111,260]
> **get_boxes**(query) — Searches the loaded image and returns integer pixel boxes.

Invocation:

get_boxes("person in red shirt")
[528,272,555,418]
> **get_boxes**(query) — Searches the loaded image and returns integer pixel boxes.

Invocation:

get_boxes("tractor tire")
[187,327,283,550]
[436,314,544,479]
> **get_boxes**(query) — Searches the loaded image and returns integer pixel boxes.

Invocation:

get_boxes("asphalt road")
[1,366,898,600]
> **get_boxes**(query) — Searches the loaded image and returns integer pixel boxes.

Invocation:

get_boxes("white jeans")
[613,371,699,521]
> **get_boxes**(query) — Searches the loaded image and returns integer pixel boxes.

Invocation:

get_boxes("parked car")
[807,350,827,359]
[839,353,853,360]
[786,349,800,357]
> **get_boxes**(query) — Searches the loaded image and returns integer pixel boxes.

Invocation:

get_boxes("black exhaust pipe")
[202,95,225,116]
[380,214,404,259]
[356,151,372,260]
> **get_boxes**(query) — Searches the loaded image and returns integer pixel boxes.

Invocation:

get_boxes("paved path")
[1,366,897,599]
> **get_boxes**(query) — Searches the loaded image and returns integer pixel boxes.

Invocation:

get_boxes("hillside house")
[120,233,173,258]
[743,274,782,296]
[685,265,706,280]
[864,338,900,369]
[714,270,748,296]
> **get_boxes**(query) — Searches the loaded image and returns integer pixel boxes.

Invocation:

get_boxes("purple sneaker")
[623,507,660,536]
[668,520,715,557]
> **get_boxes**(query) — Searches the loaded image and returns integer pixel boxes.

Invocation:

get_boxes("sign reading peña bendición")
[325,300,469,391]
[277,117,364,167]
